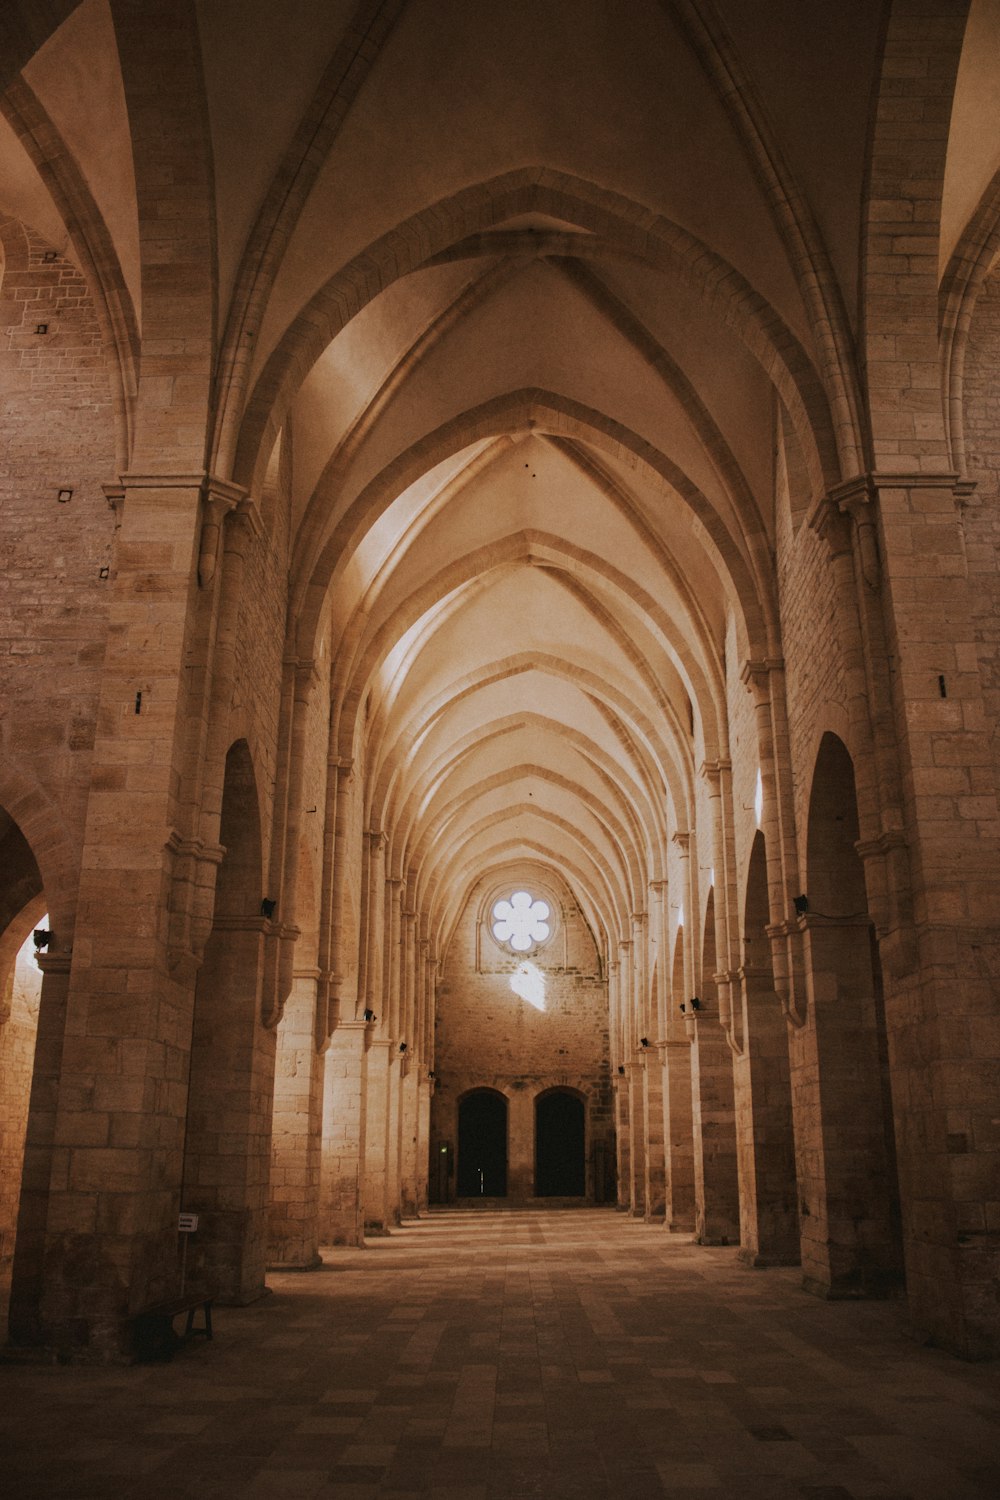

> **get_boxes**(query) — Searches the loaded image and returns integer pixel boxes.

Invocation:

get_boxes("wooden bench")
[132,1292,214,1361]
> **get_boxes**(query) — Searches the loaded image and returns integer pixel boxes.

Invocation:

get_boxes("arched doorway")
[535,1089,585,1197]
[457,1090,507,1196]
[0,805,46,1332]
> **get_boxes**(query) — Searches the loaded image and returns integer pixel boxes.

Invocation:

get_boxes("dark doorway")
[457,1090,507,1196]
[535,1090,585,1196]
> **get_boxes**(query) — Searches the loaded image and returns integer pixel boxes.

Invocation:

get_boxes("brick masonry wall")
[431,868,612,1203]
[0,219,117,884]
[961,265,1000,789]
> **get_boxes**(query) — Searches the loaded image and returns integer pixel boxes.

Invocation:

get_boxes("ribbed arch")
[376,712,666,886]
[235,168,838,502]
[295,390,772,672]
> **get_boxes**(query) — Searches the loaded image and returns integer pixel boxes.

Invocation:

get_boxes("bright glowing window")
[492,890,550,952]
[754,768,763,827]
[510,960,546,1011]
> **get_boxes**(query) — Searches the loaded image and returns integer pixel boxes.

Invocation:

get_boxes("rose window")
[491,890,551,952]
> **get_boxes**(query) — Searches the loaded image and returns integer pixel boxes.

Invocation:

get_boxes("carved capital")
[741,658,784,702]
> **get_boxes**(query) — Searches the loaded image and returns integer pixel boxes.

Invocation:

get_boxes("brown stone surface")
[3,1211,1000,1499]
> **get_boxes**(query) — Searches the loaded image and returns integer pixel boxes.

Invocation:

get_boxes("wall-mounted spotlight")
[639,1037,649,1048]
[428,1070,436,1080]
[33,929,52,951]
[679,1002,686,1013]
[793,894,809,915]
[617,1064,625,1076]
[363,1008,376,1023]
[689,996,702,1011]
[260,898,276,919]
[399,1041,407,1053]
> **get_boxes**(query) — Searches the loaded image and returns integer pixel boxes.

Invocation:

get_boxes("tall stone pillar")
[633,911,663,1219]
[663,834,695,1232]
[614,1071,630,1212]
[416,1073,431,1212]
[384,1050,403,1226]
[30,473,252,1356]
[688,1007,739,1246]
[398,1057,420,1217]
[733,965,799,1266]
[319,1019,367,1245]
[807,473,1000,1352]
[268,970,324,1270]
[362,1036,392,1233]
[662,1040,696,1231]
[695,764,740,1245]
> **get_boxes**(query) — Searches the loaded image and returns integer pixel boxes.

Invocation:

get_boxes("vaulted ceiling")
[3,0,999,962]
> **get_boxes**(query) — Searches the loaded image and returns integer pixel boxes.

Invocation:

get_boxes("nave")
[4,1209,1000,1500]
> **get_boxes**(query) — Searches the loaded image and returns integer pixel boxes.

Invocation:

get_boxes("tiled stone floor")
[2,1208,999,1499]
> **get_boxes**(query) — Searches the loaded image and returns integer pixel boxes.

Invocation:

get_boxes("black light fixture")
[399,1041,407,1053]
[363,1008,376,1023]
[793,893,809,915]
[639,1037,649,1048]
[428,1070,436,1080]
[260,898,276,919]
[33,929,52,951]
[689,996,702,1011]
[617,1064,625,1075]
[679,1002,686,1013]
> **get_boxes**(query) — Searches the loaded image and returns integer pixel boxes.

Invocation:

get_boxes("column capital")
[36,951,72,976]
[699,757,731,785]
[671,829,690,853]
[740,658,784,700]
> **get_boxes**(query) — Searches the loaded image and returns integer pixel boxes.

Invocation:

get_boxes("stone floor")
[2,1208,999,1499]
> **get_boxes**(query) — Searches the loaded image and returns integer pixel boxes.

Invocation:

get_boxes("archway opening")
[535,1089,586,1197]
[457,1090,508,1197]
[0,805,46,1333]
[802,732,904,1296]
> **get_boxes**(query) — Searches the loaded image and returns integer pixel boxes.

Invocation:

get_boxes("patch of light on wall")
[709,867,715,888]
[509,960,546,1011]
[754,768,763,827]
[492,891,550,951]
[676,903,684,929]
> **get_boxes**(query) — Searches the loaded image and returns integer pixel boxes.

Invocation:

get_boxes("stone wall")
[431,868,612,1204]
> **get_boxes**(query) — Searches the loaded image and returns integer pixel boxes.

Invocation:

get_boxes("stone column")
[267,969,324,1270]
[319,1019,367,1245]
[32,473,247,1356]
[416,1072,431,1212]
[791,914,901,1297]
[733,963,799,1266]
[362,1035,392,1233]
[688,1003,739,1246]
[663,834,695,1232]
[398,1055,420,1217]
[634,911,664,1220]
[384,1049,403,1226]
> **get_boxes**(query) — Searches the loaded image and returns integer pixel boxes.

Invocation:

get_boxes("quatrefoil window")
[491,890,551,953]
